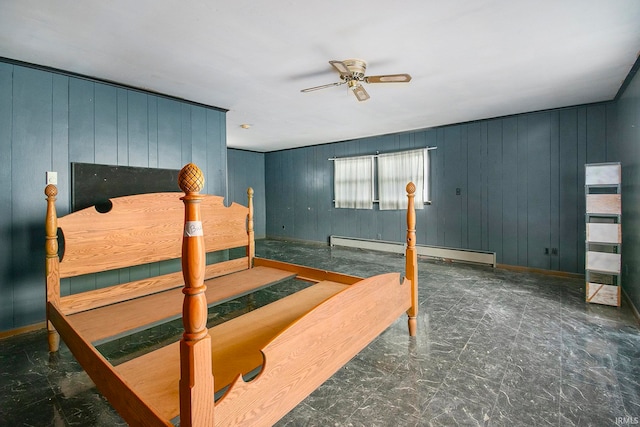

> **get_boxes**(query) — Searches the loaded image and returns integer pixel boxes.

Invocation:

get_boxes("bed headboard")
[49,178,254,279]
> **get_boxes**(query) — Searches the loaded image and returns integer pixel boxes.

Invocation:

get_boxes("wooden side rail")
[48,303,172,427]
[253,257,362,284]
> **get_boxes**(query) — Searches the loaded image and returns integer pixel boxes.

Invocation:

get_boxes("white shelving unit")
[585,162,622,306]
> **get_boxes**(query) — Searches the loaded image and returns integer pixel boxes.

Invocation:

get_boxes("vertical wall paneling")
[157,98,183,170]
[586,104,607,163]
[612,68,640,312]
[227,149,266,238]
[11,67,53,325]
[94,84,118,165]
[435,128,446,246]
[443,126,462,248]
[52,75,70,296]
[180,104,191,166]
[0,60,227,332]
[459,126,469,248]
[549,112,560,271]
[605,103,618,162]
[127,91,149,167]
[526,112,551,270]
[264,152,278,238]
[281,150,295,236]
[69,78,95,164]
[148,96,158,168]
[116,88,128,165]
[558,108,580,273]
[190,106,206,170]
[291,148,305,240]
[478,123,489,251]
[501,117,518,266]
[576,107,587,273]
[0,63,14,328]
[205,109,225,198]
[315,145,332,243]
[486,120,503,262]
[516,115,529,266]
[424,130,439,246]
[466,123,483,250]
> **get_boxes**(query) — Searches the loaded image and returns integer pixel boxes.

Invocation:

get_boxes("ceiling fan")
[300,59,411,102]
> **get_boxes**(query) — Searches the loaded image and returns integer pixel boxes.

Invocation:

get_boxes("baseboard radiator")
[329,235,496,268]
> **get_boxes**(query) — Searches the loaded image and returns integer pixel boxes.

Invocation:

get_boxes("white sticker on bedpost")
[184,221,203,237]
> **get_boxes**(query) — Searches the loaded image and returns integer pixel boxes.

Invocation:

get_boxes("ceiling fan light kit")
[301,59,411,102]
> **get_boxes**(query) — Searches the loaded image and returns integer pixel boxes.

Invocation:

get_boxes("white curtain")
[377,149,425,210]
[334,156,374,209]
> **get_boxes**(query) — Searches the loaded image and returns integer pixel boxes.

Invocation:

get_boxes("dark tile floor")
[1,239,639,426]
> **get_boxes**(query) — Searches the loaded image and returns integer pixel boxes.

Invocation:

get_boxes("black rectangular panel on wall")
[71,162,180,211]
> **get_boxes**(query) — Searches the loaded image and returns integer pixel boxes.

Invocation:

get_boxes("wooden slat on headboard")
[58,192,248,278]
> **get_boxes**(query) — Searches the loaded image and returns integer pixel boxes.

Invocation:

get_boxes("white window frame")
[331,147,435,210]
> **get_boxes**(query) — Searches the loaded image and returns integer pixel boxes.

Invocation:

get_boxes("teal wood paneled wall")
[0,61,227,331]
[227,149,266,238]
[612,66,640,313]
[265,103,616,274]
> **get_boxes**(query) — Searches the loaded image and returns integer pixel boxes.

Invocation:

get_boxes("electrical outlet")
[46,171,57,185]
[455,188,461,195]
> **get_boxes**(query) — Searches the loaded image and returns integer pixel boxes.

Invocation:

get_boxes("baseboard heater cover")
[329,236,496,267]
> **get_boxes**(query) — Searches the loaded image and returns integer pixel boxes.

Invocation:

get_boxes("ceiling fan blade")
[329,60,352,78]
[365,73,412,83]
[300,81,345,93]
[352,84,370,102]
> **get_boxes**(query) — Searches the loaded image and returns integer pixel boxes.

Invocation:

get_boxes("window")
[332,148,434,210]
[333,156,374,209]
[377,149,425,210]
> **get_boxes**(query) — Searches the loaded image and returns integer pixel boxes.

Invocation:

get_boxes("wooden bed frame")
[44,162,419,426]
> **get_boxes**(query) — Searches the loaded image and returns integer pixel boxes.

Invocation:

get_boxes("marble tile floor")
[1,239,639,426]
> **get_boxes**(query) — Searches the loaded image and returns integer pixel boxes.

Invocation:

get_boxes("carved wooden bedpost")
[45,184,61,352]
[247,187,255,267]
[405,182,418,337]
[178,163,215,427]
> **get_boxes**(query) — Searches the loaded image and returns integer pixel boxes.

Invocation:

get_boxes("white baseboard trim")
[329,235,496,267]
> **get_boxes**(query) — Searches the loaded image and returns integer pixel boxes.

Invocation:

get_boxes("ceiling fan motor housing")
[342,59,367,80]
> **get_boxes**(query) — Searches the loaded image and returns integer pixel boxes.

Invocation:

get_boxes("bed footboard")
[214,272,411,426]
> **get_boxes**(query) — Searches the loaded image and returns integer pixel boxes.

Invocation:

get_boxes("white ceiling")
[1,1,639,152]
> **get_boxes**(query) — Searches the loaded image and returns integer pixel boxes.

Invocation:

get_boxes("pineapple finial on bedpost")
[405,182,418,337]
[178,163,215,427]
[45,184,61,352]
[247,187,255,267]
